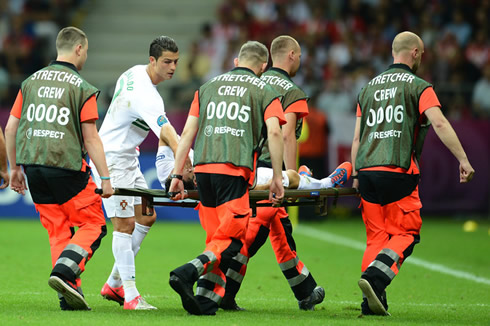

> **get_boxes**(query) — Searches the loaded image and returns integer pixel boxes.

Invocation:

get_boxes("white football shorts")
[255,167,289,188]
[91,161,148,218]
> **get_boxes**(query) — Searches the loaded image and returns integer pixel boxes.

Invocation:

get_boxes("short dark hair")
[149,36,178,60]
[238,41,269,66]
[270,35,298,61]
[56,26,87,53]
[164,177,196,192]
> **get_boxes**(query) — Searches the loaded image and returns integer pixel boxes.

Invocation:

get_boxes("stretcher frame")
[97,187,359,216]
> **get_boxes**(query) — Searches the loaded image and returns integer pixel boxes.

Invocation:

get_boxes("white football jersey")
[98,65,168,165]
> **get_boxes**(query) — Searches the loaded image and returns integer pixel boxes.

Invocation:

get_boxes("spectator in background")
[2,14,37,78]
[204,3,241,80]
[0,63,9,105]
[465,30,489,70]
[317,78,353,118]
[444,10,472,47]
[172,40,210,109]
[286,0,311,25]
[3,0,489,124]
[0,0,88,108]
[298,96,329,178]
[472,63,490,119]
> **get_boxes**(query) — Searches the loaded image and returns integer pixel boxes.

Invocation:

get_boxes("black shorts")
[358,171,419,206]
[24,165,90,205]
[196,173,248,208]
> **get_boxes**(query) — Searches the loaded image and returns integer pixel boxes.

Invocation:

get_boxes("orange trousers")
[196,192,250,301]
[223,204,316,301]
[36,178,106,284]
[247,206,294,263]
[361,185,422,275]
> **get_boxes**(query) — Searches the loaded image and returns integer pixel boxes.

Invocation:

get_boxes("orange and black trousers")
[223,204,318,302]
[358,171,422,294]
[25,166,107,288]
[170,173,250,314]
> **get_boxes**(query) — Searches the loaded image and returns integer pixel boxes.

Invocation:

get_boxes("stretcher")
[96,187,359,216]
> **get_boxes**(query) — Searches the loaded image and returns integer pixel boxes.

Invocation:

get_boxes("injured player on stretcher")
[156,143,352,192]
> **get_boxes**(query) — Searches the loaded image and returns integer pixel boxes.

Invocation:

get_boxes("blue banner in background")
[0,153,200,222]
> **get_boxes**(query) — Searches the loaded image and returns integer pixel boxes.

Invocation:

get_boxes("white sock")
[106,264,122,288]
[123,280,138,302]
[112,231,140,302]
[106,223,150,288]
[320,177,334,189]
[132,222,151,256]
[298,175,332,189]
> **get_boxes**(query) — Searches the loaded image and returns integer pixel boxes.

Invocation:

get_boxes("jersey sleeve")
[10,90,23,118]
[138,96,168,137]
[189,91,200,117]
[285,99,308,118]
[419,87,441,115]
[264,98,287,125]
[80,95,99,122]
[356,103,361,117]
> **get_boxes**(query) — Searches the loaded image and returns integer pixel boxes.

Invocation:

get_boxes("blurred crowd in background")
[0,0,87,107]
[173,0,490,121]
[1,0,489,120]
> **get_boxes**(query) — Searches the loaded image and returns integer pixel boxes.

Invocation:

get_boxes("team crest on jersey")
[157,115,168,127]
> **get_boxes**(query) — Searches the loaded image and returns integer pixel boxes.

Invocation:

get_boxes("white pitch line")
[296,225,490,286]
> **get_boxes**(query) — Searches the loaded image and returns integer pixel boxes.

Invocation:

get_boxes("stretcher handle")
[95,188,103,195]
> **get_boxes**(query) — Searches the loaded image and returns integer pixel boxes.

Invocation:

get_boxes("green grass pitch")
[0,216,488,325]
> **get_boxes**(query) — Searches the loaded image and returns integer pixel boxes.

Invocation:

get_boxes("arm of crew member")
[159,122,192,171]
[82,120,114,198]
[266,116,284,205]
[424,106,474,183]
[282,112,298,171]
[169,115,199,199]
[350,117,361,189]
[5,115,26,194]
[0,127,9,189]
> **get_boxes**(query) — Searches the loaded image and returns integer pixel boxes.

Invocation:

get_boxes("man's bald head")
[392,31,422,56]
[392,31,424,73]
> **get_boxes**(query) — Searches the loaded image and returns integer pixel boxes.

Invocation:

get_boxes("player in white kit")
[91,36,186,310]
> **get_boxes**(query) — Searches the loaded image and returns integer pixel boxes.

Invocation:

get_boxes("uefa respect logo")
[368,132,374,143]
[204,125,213,137]
[26,128,32,139]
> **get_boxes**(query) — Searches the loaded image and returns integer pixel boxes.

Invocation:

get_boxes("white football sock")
[320,177,334,189]
[132,222,151,256]
[123,280,138,302]
[106,264,122,288]
[298,175,332,189]
[112,231,140,302]
[106,223,150,288]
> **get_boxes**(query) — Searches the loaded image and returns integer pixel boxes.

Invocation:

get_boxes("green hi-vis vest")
[16,62,99,171]
[356,64,432,171]
[259,67,308,164]
[194,67,281,170]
